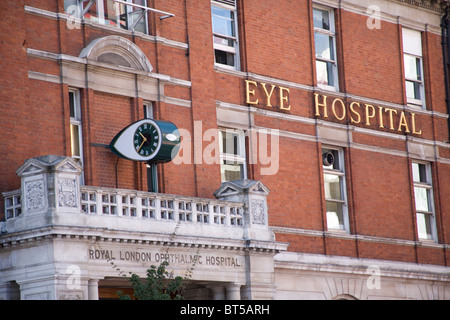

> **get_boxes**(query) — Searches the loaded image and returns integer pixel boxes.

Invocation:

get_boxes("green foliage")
[117,260,185,300]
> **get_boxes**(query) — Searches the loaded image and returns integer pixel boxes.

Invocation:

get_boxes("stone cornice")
[0,225,288,254]
[394,0,449,13]
[275,251,450,282]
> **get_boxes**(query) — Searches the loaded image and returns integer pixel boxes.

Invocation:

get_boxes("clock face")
[134,122,160,157]
[110,118,179,163]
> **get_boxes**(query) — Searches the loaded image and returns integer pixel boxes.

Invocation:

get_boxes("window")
[402,29,425,108]
[313,6,338,91]
[219,129,246,182]
[322,147,348,231]
[66,0,148,34]
[412,162,436,241]
[69,89,83,163]
[143,101,153,119]
[211,0,239,69]
[144,102,158,193]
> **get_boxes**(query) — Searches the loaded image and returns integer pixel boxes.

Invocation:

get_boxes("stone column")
[0,281,20,300]
[88,279,99,300]
[214,180,288,300]
[210,285,225,300]
[226,283,241,300]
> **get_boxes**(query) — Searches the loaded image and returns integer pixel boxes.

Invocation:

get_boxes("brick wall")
[0,0,449,266]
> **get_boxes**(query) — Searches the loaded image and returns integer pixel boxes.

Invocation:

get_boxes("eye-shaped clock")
[110,119,180,163]
[134,122,160,157]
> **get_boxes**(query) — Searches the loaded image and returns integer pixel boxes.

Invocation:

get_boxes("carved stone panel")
[24,179,45,213]
[251,199,265,225]
[58,179,77,208]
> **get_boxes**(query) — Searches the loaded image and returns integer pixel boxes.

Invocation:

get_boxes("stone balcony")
[1,155,279,245]
[0,156,287,300]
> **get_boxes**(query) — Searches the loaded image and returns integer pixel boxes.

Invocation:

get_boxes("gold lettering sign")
[245,80,291,111]
[313,93,422,135]
[244,80,423,135]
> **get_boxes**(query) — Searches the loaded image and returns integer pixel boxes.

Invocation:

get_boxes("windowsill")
[317,83,338,93]
[324,229,353,240]
[214,65,246,78]
[214,63,240,72]
[407,97,425,108]
[326,228,349,234]
[417,237,436,243]
[416,238,441,248]
[406,103,426,110]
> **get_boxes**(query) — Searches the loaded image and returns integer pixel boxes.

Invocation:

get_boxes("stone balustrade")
[79,186,244,227]
[1,155,275,242]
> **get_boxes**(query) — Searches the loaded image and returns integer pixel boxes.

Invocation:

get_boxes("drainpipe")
[442,5,450,142]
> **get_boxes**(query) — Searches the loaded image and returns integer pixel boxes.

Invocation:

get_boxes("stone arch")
[332,294,359,300]
[79,35,153,72]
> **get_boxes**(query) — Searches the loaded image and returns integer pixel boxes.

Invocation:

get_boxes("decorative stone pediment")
[54,160,83,174]
[79,35,153,72]
[214,179,270,199]
[16,162,46,177]
[214,179,271,234]
[16,155,82,178]
[14,156,83,218]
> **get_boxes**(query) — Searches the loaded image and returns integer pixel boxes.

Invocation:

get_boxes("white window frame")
[322,146,349,232]
[69,88,83,162]
[402,28,426,109]
[69,88,84,184]
[313,5,339,92]
[219,128,247,182]
[211,0,240,70]
[412,161,437,242]
[143,101,153,119]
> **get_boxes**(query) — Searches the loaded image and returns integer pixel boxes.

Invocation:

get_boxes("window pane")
[214,35,234,47]
[313,8,330,30]
[416,213,432,240]
[315,33,334,60]
[69,91,75,118]
[324,174,341,200]
[326,201,344,230]
[83,0,100,22]
[215,50,235,66]
[414,187,430,212]
[144,103,153,119]
[70,124,81,157]
[316,60,335,87]
[221,131,241,156]
[212,6,235,37]
[405,81,421,100]
[412,163,427,183]
[104,0,124,27]
[128,6,147,33]
[322,148,340,170]
[404,55,421,81]
[402,29,422,56]
[64,0,78,12]
[221,162,244,182]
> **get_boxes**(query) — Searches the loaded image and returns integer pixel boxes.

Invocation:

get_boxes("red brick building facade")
[1,0,449,300]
